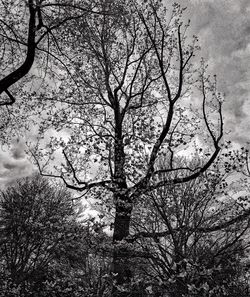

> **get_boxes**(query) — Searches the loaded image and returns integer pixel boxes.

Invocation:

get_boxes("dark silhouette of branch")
[129,209,250,242]
[0,0,37,99]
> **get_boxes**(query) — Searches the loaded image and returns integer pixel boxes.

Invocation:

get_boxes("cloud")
[10,138,26,159]
[177,0,250,144]
[0,140,33,188]
[2,162,20,170]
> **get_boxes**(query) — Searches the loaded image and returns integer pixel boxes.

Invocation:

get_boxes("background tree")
[129,156,250,296]
[0,175,92,296]
[16,1,226,294]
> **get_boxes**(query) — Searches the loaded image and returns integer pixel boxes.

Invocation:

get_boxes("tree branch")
[0,0,37,96]
[129,209,250,242]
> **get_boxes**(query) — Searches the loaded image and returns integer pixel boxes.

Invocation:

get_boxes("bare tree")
[130,160,250,296]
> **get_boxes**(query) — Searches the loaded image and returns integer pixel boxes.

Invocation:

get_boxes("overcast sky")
[1,0,249,186]
[183,0,250,144]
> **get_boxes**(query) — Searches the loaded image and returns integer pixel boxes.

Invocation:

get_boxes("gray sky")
[1,0,250,185]
[0,139,33,187]
[183,0,250,143]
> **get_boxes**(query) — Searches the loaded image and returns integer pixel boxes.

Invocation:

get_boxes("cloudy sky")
[1,0,250,186]
[184,0,250,143]
[0,139,33,187]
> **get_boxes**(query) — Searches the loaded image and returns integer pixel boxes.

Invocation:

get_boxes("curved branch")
[31,149,113,192]
[0,0,37,96]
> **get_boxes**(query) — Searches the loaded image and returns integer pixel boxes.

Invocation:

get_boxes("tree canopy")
[1,1,250,296]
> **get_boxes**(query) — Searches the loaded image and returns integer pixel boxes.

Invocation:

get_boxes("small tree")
[0,174,89,296]
[130,158,250,296]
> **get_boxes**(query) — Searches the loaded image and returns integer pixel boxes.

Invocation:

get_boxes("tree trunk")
[111,132,133,296]
[112,193,133,296]
[112,192,133,279]
[173,253,188,297]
